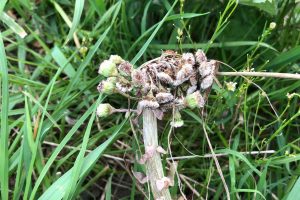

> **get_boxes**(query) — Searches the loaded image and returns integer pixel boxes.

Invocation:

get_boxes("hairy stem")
[143,109,172,200]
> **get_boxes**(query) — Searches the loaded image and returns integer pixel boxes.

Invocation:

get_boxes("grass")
[0,0,300,199]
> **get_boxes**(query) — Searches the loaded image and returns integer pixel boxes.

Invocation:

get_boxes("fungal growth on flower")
[96,50,218,200]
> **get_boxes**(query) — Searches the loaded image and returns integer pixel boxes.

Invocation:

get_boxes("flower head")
[97,77,116,94]
[185,91,205,109]
[195,49,207,64]
[170,110,184,128]
[182,53,195,65]
[201,75,214,90]
[96,103,115,118]
[269,22,276,30]
[98,60,118,77]
[118,61,132,76]
[225,81,237,92]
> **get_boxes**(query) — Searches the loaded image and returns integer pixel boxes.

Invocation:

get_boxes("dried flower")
[137,100,160,114]
[225,81,237,92]
[174,63,193,85]
[132,171,148,184]
[116,82,132,93]
[109,55,123,64]
[199,60,216,77]
[96,103,115,118]
[156,177,171,191]
[201,75,214,90]
[118,61,132,76]
[157,72,174,85]
[182,53,195,65]
[185,91,205,109]
[187,85,197,95]
[195,49,207,64]
[97,78,116,94]
[98,60,118,77]
[132,69,147,86]
[156,92,174,104]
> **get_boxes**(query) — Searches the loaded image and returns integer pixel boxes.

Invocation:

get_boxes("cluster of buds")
[96,50,218,126]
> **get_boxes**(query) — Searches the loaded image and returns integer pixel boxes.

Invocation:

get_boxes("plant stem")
[142,109,172,200]
[217,71,300,79]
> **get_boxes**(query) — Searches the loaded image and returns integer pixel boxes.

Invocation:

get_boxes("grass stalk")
[142,109,172,200]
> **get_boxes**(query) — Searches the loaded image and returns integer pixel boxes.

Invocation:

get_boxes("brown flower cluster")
[97,50,218,124]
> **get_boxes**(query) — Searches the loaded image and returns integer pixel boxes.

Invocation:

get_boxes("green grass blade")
[286,176,300,200]
[38,119,127,200]
[266,45,300,69]
[65,0,85,44]
[0,31,9,200]
[0,12,27,38]
[130,0,178,65]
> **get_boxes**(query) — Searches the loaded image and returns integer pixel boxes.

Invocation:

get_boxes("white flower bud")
[109,55,123,64]
[225,81,237,92]
[185,91,205,109]
[201,75,214,90]
[98,60,118,77]
[96,103,115,118]
[269,22,276,30]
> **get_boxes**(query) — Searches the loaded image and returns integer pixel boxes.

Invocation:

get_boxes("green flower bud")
[96,103,115,118]
[109,55,123,64]
[185,91,205,109]
[170,110,184,128]
[98,60,118,77]
[97,78,116,94]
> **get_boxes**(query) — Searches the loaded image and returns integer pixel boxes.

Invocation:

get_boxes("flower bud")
[97,77,116,94]
[96,103,115,118]
[201,75,214,90]
[269,22,276,30]
[175,63,193,86]
[98,60,118,77]
[170,110,184,128]
[199,60,216,77]
[185,91,205,109]
[109,55,123,64]
[225,81,237,92]
[195,49,207,64]
[156,92,174,104]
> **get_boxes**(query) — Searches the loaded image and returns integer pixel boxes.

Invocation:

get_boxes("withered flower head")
[174,63,194,86]
[181,53,195,65]
[118,61,133,76]
[155,92,174,104]
[199,60,216,77]
[185,91,205,109]
[131,69,147,86]
[201,75,214,90]
[195,49,207,64]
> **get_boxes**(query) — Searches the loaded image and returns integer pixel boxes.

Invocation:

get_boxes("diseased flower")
[156,92,174,104]
[98,60,118,77]
[97,78,116,94]
[96,103,115,118]
[181,52,195,65]
[201,75,214,90]
[132,171,148,184]
[187,85,197,95]
[118,61,133,76]
[131,69,147,86]
[157,72,174,85]
[174,63,193,85]
[225,81,237,92]
[199,60,216,77]
[109,55,123,64]
[116,81,132,93]
[185,91,205,109]
[195,49,207,64]
[137,100,160,114]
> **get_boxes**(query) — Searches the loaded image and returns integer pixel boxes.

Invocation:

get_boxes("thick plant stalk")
[143,109,172,200]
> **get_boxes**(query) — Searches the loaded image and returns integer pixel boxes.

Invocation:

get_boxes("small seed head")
[98,60,118,77]
[96,103,115,118]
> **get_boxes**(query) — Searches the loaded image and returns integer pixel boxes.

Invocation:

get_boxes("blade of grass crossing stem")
[130,0,178,65]
[0,0,7,15]
[63,105,97,199]
[65,0,85,44]
[29,96,103,200]
[286,176,300,200]
[0,32,9,200]
[141,0,152,34]
[38,119,127,200]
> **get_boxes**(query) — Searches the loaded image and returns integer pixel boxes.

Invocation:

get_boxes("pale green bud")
[185,91,205,109]
[109,55,123,64]
[96,103,115,118]
[170,110,184,128]
[98,60,118,77]
[97,78,116,94]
